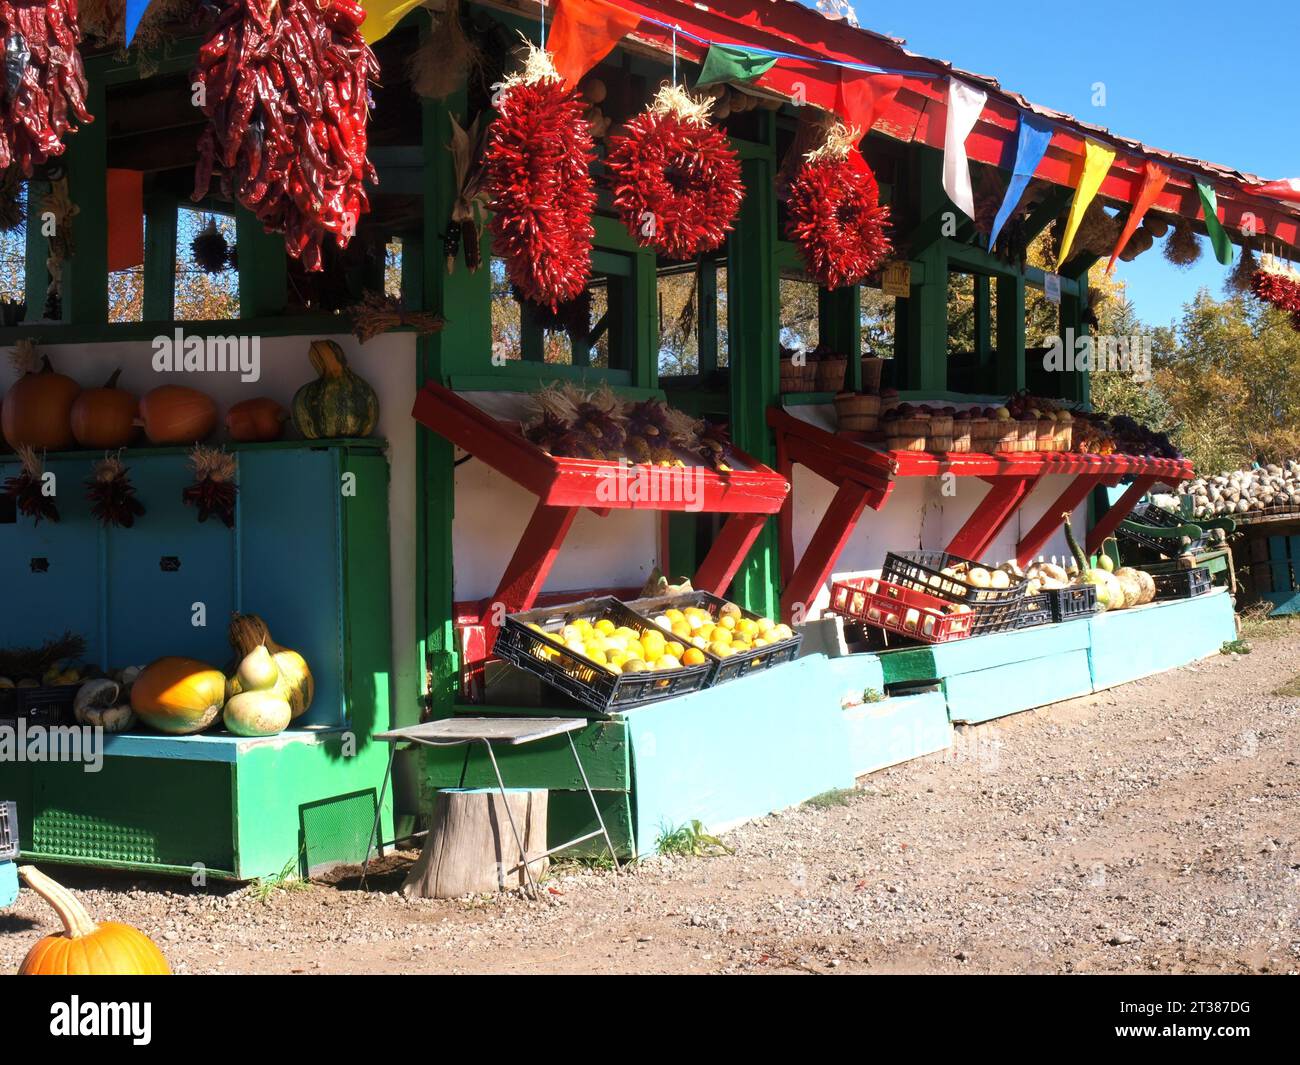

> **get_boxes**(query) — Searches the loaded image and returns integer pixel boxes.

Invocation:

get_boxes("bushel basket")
[497,597,712,715]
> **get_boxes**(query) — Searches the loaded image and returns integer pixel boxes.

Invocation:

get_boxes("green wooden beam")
[995,273,1026,394]
[819,286,861,389]
[630,249,658,388]
[1021,186,1074,242]
[62,75,108,325]
[234,207,286,318]
[974,274,992,369]
[142,195,177,322]
[23,180,50,318]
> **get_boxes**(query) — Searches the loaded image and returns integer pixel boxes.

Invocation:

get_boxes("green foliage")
[655,819,732,858]
[803,787,856,809]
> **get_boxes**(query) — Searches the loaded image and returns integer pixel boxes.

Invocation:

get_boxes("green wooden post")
[899,149,949,392]
[819,286,861,389]
[62,75,108,325]
[23,180,50,318]
[418,91,494,720]
[995,273,1026,394]
[726,140,780,618]
[142,195,178,322]
[1059,257,1097,404]
[630,248,659,388]
[235,207,287,319]
[697,261,719,377]
[973,274,991,367]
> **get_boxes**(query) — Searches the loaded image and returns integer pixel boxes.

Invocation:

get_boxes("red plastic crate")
[828,577,975,644]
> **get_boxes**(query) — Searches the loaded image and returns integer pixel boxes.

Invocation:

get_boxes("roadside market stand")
[0,0,1289,875]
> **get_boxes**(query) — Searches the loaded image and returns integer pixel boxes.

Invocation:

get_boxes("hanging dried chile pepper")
[0,0,93,174]
[192,0,379,272]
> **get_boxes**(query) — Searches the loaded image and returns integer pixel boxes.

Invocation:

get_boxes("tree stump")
[402,788,549,898]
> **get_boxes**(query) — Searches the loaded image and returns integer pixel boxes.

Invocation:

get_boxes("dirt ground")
[3,615,1298,975]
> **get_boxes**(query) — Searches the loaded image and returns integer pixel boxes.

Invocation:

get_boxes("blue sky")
[803,1,1298,327]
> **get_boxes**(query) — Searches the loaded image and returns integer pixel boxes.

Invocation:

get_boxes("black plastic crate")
[0,800,17,861]
[1044,583,1097,622]
[1118,501,1211,557]
[625,590,803,685]
[496,597,713,716]
[1017,592,1053,629]
[1152,567,1212,600]
[0,684,78,727]
[881,551,1027,636]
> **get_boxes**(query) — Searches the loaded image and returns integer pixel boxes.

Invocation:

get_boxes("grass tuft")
[248,857,311,903]
[803,787,857,810]
[655,820,732,858]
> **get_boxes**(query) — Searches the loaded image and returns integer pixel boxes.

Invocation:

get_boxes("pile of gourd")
[1176,461,1300,520]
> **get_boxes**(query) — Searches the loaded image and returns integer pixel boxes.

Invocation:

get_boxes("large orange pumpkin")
[130,656,226,734]
[225,397,288,442]
[70,369,138,449]
[138,385,217,445]
[1,355,80,450]
[18,866,171,975]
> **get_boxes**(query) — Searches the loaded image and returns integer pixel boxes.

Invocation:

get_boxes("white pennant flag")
[943,79,987,219]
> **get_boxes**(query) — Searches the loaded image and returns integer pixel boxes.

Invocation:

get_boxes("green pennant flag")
[1195,180,1234,266]
[696,43,778,88]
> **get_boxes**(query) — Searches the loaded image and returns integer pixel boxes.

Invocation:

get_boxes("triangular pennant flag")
[942,79,987,219]
[1195,180,1234,266]
[1250,178,1300,204]
[987,112,1054,249]
[696,43,778,88]
[548,0,641,89]
[1106,161,1169,274]
[107,170,144,272]
[833,70,902,139]
[1056,138,1116,268]
[358,0,426,44]
[124,0,153,46]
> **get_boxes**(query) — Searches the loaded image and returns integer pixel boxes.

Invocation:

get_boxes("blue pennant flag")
[987,112,1054,250]
[124,0,154,47]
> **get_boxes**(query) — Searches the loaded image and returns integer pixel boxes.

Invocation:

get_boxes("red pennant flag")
[107,169,144,273]
[1250,178,1300,204]
[834,70,902,139]
[1106,161,1169,274]
[548,0,641,90]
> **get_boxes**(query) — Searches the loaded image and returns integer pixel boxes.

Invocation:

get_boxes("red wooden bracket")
[946,474,1043,560]
[1086,475,1159,556]
[694,512,770,596]
[480,501,579,656]
[1016,473,1107,566]
[780,480,874,624]
[776,432,796,591]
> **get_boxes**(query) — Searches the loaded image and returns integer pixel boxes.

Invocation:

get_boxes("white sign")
[1044,272,1062,304]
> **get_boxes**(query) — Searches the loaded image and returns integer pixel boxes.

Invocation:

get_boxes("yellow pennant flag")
[360,0,425,44]
[1056,139,1117,269]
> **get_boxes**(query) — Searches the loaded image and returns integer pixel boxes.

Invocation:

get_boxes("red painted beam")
[1086,476,1160,556]
[780,480,874,625]
[947,474,1042,561]
[480,501,579,656]
[775,432,796,592]
[693,512,769,597]
[1016,473,1107,567]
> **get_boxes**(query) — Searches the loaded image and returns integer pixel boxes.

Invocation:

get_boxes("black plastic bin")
[0,800,17,862]
[0,684,78,727]
[1152,567,1212,600]
[496,597,713,715]
[625,590,803,685]
[1017,592,1053,628]
[1045,583,1097,622]
[881,551,1027,636]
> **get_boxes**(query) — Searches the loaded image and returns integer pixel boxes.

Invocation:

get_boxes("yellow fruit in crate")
[774,624,794,641]
[665,608,685,624]
[687,614,705,631]
[652,615,673,630]
[583,646,608,665]
[710,627,732,645]
[754,638,768,649]
[757,617,775,635]
[665,641,685,660]
[625,639,645,660]
[697,623,715,642]
[718,614,737,631]
[642,645,663,665]
[608,652,629,670]
[561,624,583,643]
[656,655,681,670]
[615,626,639,640]
[720,602,742,618]
[605,635,628,654]
[737,618,758,638]
[594,619,615,636]
[710,642,734,658]
[682,648,706,667]
[528,622,544,633]
[622,659,649,674]
[670,621,691,639]
[691,636,709,650]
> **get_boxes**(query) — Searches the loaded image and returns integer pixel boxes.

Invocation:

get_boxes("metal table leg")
[481,739,542,900]
[360,743,396,887]
[568,732,621,870]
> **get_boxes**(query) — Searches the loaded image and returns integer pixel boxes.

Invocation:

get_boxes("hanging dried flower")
[182,446,238,528]
[191,218,231,275]
[3,445,59,524]
[1227,240,1258,293]
[85,455,145,528]
[1163,217,1202,268]
[346,290,446,344]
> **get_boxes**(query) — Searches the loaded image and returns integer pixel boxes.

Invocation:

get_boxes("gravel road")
[3,618,1297,975]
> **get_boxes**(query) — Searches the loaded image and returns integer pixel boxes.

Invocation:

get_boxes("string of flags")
[122,0,1297,272]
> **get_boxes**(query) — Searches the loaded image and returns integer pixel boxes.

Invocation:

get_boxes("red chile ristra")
[0,0,93,173]
[191,0,379,271]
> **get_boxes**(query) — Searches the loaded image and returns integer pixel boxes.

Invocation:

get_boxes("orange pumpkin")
[130,656,227,734]
[138,385,217,445]
[1,355,80,451]
[70,369,138,449]
[18,866,171,975]
[226,397,288,442]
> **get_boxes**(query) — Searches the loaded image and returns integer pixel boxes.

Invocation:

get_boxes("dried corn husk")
[1164,217,1202,267]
